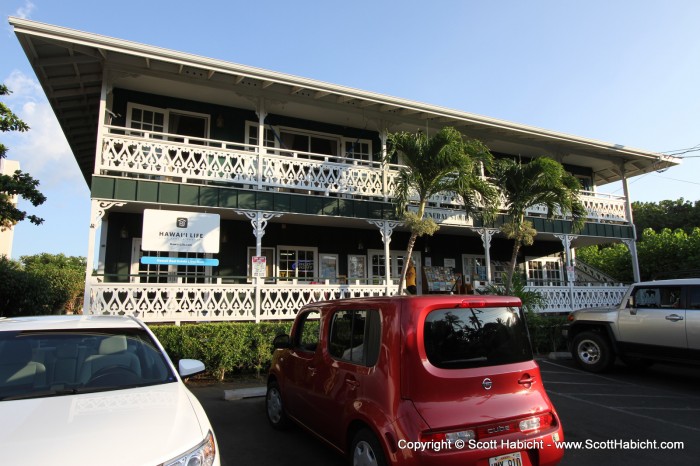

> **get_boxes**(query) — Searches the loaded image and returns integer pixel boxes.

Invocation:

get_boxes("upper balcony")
[97,125,629,225]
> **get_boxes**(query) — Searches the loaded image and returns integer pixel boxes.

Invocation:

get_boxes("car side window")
[632,286,682,309]
[293,310,321,352]
[328,309,380,366]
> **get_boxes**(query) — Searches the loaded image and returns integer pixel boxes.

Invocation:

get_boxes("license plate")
[489,452,523,466]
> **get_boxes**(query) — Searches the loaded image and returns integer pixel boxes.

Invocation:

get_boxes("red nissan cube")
[267,295,564,466]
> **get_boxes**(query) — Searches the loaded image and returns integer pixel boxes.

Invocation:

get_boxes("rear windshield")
[424,306,533,369]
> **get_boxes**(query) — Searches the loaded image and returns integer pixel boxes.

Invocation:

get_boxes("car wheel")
[351,428,387,466]
[572,331,613,373]
[265,381,290,430]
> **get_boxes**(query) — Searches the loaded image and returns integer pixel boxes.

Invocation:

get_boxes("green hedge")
[150,315,567,382]
[150,322,293,381]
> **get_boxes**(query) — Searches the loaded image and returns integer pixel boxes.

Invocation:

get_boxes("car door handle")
[665,314,684,322]
[518,375,536,388]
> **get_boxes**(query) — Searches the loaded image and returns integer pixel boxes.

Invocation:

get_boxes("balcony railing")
[97,125,629,224]
[88,280,627,322]
[89,280,398,323]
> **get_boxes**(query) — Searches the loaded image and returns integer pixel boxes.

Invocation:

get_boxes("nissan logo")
[482,378,493,390]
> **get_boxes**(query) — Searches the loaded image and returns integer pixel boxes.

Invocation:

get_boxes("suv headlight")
[162,431,216,466]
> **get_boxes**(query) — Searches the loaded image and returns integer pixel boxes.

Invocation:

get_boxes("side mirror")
[179,359,205,378]
[273,334,291,350]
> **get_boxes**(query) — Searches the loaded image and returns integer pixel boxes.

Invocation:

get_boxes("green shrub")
[150,321,293,381]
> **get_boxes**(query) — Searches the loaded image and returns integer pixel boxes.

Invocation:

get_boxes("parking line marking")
[549,390,700,434]
[544,381,625,386]
[562,393,687,398]
[540,359,700,401]
[613,407,700,411]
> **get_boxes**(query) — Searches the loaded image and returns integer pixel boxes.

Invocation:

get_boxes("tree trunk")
[397,232,418,295]
[505,239,521,295]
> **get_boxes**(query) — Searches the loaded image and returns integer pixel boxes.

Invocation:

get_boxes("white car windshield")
[0,328,176,401]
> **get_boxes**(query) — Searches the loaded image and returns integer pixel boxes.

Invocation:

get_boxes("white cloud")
[3,70,80,189]
[15,1,36,19]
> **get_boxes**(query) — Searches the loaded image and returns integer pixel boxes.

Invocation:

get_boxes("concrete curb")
[547,351,572,360]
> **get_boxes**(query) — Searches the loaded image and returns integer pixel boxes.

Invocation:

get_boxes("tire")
[350,428,387,466]
[572,331,614,373]
[265,381,290,430]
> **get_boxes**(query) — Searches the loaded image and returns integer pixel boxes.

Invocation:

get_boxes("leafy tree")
[387,127,495,294]
[491,157,587,294]
[577,227,700,282]
[576,242,632,282]
[632,198,700,234]
[0,84,46,230]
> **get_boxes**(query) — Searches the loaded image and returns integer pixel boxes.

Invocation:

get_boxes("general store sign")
[142,209,220,253]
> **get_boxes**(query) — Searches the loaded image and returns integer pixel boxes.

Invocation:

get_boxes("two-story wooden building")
[11,17,680,322]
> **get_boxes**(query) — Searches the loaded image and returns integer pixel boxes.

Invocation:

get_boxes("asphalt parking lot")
[191,358,700,466]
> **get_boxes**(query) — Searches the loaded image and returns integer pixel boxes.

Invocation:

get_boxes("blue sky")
[2,0,700,259]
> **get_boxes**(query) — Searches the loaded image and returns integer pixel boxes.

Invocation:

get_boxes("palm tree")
[387,127,495,294]
[492,157,587,294]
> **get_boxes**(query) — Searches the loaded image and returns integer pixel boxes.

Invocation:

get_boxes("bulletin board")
[422,266,457,293]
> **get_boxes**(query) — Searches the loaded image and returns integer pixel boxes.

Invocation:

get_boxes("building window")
[130,238,212,284]
[342,139,373,162]
[128,105,165,134]
[279,129,339,157]
[526,258,563,286]
[278,246,317,281]
[245,122,277,151]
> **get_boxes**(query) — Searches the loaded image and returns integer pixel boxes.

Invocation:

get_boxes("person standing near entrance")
[406,259,417,295]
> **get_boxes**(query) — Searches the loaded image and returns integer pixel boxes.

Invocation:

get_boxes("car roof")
[304,294,522,311]
[632,278,700,287]
[0,315,143,332]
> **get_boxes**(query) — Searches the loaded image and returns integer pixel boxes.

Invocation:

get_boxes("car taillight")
[426,413,556,446]
[518,413,554,433]
[567,313,575,322]
[421,429,476,444]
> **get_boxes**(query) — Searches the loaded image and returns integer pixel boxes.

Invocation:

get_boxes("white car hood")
[0,382,209,466]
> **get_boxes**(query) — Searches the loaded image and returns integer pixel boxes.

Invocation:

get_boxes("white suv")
[564,278,700,372]
[0,315,219,466]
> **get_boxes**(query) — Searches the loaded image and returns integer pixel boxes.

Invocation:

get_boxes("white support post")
[472,227,498,283]
[256,99,267,191]
[380,130,388,201]
[555,234,578,311]
[368,220,403,295]
[236,209,282,322]
[620,168,641,283]
[83,200,125,315]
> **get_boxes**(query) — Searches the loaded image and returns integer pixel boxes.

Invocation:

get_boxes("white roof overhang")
[10,17,680,186]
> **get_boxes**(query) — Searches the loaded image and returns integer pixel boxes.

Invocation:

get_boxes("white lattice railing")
[98,126,629,224]
[89,281,398,323]
[89,281,627,322]
[527,284,627,313]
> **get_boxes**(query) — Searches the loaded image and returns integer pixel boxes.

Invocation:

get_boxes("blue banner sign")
[141,257,219,267]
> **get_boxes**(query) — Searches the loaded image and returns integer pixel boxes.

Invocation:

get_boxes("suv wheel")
[572,331,613,372]
[351,428,387,466]
[266,381,290,430]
